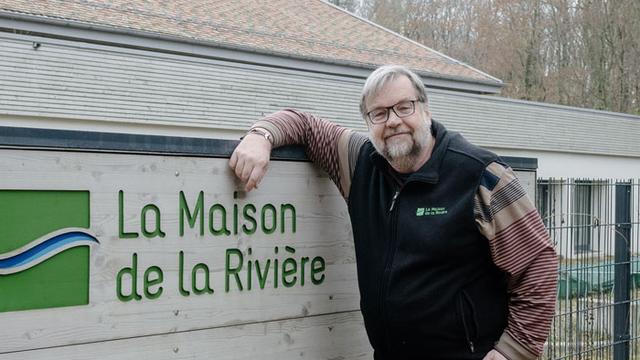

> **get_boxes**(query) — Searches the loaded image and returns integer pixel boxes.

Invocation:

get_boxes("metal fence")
[536,179,640,360]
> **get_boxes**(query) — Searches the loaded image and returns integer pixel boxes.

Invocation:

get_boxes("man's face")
[365,75,432,163]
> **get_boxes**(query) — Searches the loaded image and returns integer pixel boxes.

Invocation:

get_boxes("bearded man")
[229,65,558,360]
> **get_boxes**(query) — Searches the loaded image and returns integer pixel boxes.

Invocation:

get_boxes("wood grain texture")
[0,149,361,354]
[0,311,373,360]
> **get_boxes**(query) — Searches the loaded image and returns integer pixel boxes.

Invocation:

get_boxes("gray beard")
[370,123,431,173]
[384,140,424,172]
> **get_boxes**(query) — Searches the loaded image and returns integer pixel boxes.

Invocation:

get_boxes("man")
[229,65,558,360]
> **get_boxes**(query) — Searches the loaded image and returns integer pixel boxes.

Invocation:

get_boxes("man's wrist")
[494,332,537,360]
[245,127,273,145]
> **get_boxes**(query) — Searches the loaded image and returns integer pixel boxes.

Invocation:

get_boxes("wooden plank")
[0,311,373,360]
[0,149,360,353]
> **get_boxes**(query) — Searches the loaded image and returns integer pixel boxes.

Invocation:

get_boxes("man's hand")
[229,132,272,192]
[483,350,508,360]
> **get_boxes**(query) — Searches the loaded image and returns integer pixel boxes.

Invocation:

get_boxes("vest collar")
[370,120,452,185]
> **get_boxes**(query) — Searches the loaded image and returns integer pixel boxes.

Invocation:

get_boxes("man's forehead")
[367,76,417,109]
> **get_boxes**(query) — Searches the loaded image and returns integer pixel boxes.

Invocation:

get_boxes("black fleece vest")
[348,121,508,360]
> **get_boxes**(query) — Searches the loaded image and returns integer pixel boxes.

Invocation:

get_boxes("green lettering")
[141,204,165,238]
[280,204,296,234]
[311,256,326,285]
[118,190,138,239]
[192,263,214,295]
[273,246,279,288]
[178,251,190,296]
[225,248,244,292]
[233,203,238,235]
[282,247,297,288]
[261,204,277,234]
[116,253,142,301]
[179,191,204,236]
[209,204,231,236]
[246,248,252,291]
[300,256,309,287]
[242,204,257,234]
[255,259,271,289]
[144,265,164,300]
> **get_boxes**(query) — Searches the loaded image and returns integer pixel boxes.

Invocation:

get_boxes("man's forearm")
[495,246,558,359]
[253,109,315,148]
[253,109,354,198]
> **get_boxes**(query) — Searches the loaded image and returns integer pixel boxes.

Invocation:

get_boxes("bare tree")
[356,0,640,115]
[326,0,361,13]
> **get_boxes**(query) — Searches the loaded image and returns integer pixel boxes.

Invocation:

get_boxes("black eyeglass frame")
[366,99,420,124]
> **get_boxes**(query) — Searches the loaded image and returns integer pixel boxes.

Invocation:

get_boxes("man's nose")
[386,111,402,127]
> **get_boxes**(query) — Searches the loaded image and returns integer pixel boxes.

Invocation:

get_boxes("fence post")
[614,182,631,360]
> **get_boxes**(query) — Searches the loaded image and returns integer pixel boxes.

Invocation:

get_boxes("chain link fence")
[536,179,640,360]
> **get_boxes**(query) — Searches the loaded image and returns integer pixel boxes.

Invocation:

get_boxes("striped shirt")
[254,109,558,360]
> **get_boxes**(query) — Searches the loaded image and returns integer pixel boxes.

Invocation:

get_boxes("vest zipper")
[389,190,400,212]
[458,291,478,354]
[379,187,402,348]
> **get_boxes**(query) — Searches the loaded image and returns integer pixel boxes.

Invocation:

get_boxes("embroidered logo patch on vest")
[416,207,448,216]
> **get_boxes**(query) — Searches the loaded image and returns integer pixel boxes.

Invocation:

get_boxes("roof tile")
[0,0,499,84]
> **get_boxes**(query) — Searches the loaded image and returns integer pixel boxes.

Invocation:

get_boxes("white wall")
[491,147,640,180]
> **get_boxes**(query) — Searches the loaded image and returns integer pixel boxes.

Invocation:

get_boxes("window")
[573,181,592,253]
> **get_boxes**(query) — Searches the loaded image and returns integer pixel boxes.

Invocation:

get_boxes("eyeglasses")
[366,100,418,124]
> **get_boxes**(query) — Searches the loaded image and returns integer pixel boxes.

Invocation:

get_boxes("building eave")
[0,10,503,94]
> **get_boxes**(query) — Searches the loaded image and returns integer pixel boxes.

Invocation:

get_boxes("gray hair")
[359,65,428,119]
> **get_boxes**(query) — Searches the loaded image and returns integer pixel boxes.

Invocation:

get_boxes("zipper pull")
[389,190,400,212]
[468,341,475,353]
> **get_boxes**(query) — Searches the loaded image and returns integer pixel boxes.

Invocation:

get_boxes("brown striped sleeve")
[253,109,366,199]
[474,162,558,360]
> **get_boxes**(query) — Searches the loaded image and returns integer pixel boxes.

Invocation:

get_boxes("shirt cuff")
[494,332,537,360]
[253,120,284,147]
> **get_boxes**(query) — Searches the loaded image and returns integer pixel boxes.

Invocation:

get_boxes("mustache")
[384,130,411,139]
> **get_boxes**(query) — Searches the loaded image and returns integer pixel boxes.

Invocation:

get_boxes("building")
[1,1,638,358]
[2,0,638,171]
[2,0,638,258]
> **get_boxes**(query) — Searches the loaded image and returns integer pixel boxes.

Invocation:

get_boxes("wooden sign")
[0,130,371,359]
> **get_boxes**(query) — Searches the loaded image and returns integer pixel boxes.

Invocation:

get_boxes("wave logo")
[0,190,99,313]
[0,229,99,275]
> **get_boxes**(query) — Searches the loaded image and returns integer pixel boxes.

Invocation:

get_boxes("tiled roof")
[0,0,501,85]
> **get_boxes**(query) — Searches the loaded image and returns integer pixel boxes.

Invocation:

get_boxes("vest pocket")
[456,290,479,353]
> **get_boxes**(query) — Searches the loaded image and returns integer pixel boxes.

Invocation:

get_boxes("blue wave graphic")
[0,231,99,274]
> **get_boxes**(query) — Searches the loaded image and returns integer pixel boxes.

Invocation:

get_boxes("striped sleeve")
[253,109,366,199]
[474,162,558,360]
